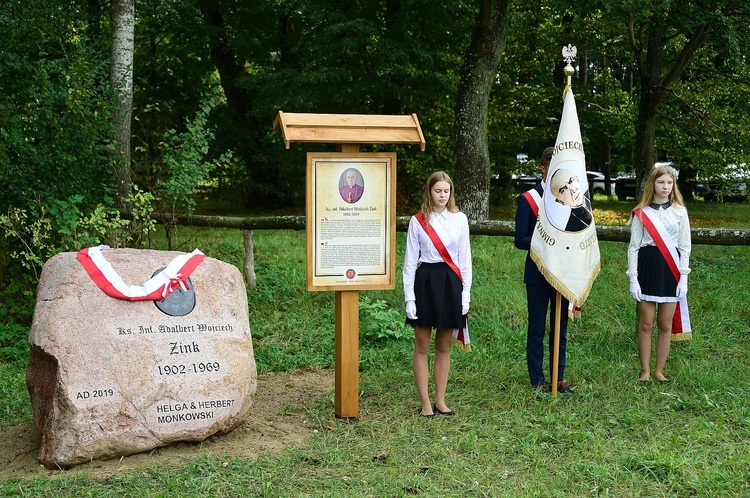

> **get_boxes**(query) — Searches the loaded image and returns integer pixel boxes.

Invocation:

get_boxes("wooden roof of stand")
[273,111,425,151]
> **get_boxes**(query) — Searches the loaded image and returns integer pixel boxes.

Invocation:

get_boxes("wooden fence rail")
[162,214,750,246]
[155,214,750,288]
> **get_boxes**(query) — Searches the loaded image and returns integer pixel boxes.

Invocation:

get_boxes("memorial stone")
[27,248,256,469]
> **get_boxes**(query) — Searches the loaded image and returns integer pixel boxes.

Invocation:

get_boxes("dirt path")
[0,369,333,479]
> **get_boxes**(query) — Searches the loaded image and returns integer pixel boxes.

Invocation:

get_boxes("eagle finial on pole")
[562,44,577,99]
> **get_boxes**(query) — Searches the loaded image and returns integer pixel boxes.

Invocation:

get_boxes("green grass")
[2,200,750,496]
[0,361,31,427]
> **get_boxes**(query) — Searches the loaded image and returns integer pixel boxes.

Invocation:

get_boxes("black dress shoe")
[556,381,574,394]
[433,404,455,416]
[419,412,435,419]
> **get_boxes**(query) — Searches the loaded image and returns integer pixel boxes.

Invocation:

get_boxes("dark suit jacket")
[514,185,547,285]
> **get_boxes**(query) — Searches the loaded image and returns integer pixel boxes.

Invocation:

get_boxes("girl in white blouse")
[403,171,472,418]
[627,165,691,382]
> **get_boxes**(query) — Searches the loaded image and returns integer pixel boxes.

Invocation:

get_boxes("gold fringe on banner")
[529,247,601,309]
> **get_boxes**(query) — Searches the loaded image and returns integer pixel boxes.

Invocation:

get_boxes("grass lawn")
[1,197,749,496]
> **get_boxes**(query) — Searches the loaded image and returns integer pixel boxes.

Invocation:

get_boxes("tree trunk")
[454,0,509,221]
[634,84,659,198]
[196,0,251,118]
[110,0,135,213]
[602,139,612,195]
[629,14,712,200]
[196,1,257,206]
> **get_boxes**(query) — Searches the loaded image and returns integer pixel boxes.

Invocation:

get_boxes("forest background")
[1,1,750,494]
[2,0,750,378]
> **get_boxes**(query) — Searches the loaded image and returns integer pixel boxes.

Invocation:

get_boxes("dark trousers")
[526,283,568,387]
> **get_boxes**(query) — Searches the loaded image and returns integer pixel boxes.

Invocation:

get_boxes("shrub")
[360,295,411,344]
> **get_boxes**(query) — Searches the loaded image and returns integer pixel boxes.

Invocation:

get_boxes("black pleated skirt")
[406,262,466,330]
[637,245,678,302]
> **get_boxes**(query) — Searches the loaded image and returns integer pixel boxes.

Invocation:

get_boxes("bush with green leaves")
[360,295,412,344]
[155,101,233,217]
[0,188,156,280]
[0,4,116,216]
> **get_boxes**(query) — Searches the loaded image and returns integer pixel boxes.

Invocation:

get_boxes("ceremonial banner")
[530,89,600,306]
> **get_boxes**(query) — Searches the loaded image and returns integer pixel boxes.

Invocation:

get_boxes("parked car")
[502,171,614,195]
[509,173,543,192]
[586,171,615,195]
[615,174,637,201]
[694,164,748,201]
[615,163,678,201]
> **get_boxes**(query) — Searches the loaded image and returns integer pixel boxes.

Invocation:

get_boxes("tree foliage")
[0,2,116,213]
[590,0,750,196]
[131,0,476,210]
[2,0,749,287]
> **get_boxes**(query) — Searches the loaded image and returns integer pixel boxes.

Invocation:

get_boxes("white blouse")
[627,203,691,277]
[403,210,472,304]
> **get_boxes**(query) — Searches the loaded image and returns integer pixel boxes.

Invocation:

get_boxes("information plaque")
[306,152,396,291]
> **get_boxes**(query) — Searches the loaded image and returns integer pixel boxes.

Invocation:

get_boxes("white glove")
[677,275,688,297]
[629,281,642,302]
[462,303,469,315]
[406,300,417,320]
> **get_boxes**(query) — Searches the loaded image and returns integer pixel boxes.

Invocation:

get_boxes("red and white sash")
[414,212,470,351]
[522,189,582,318]
[633,206,692,339]
[522,188,542,218]
[77,245,205,301]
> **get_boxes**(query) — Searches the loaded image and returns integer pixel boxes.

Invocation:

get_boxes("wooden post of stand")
[335,290,359,418]
[334,142,360,419]
[551,291,562,396]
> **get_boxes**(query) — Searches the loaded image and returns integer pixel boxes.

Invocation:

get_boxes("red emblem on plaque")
[345,269,356,279]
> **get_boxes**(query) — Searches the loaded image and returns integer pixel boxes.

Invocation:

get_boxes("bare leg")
[637,301,656,381]
[413,326,433,415]
[654,302,677,381]
[433,328,452,413]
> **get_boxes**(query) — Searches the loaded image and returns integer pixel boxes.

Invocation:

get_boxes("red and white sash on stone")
[77,245,206,301]
[522,188,582,318]
[633,206,692,339]
[414,212,470,351]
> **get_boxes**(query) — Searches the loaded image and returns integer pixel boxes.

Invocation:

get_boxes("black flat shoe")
[418,407,435,418]
[433,404,455,416]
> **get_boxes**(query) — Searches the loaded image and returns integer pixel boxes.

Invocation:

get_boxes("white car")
[586,171,615,195]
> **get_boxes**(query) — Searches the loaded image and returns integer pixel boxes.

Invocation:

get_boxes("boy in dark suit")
[514,147,573,393]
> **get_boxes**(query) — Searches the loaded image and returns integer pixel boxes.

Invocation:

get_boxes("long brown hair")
[634,165,686,210]
[420,171,459,223]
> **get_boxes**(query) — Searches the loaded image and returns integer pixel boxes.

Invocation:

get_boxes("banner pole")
[551,291,562,396]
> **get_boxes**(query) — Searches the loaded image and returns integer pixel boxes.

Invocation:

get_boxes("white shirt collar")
[432,210,450,220]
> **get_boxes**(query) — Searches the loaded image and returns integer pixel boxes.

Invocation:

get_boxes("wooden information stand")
[274,112,424,419]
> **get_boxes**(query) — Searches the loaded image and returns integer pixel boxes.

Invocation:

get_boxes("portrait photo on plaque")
[306,153,396,291]
[338,168,365,204]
